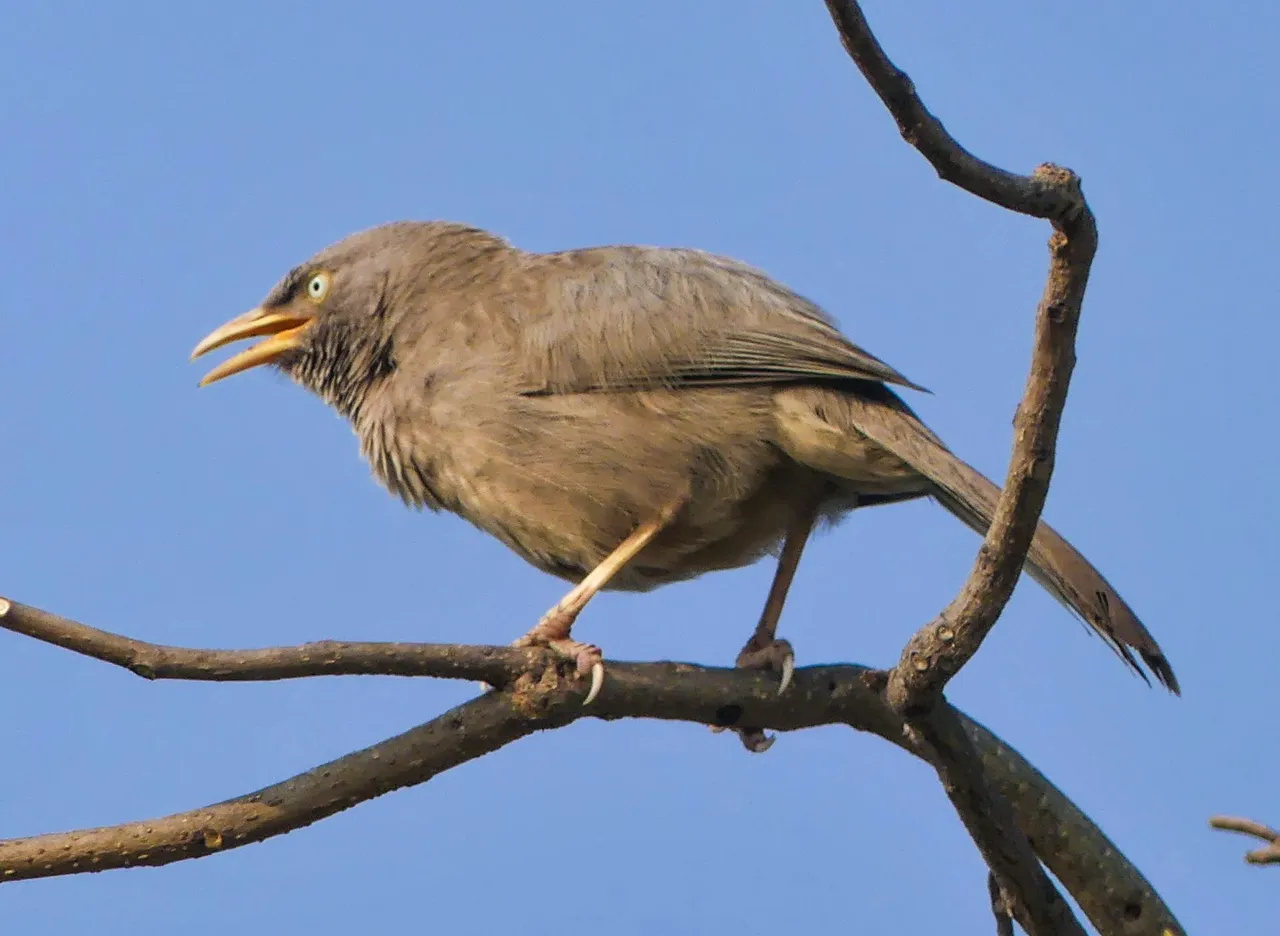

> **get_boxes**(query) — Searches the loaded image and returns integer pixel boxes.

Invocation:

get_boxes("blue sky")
[2,2,1276,933]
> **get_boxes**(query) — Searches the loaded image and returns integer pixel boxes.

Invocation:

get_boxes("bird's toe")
[710,636,798,753]
[735,636,796,695]
[516,634,606,705]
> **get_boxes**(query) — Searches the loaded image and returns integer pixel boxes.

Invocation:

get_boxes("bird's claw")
[512,631,606,705]
[778,652,795,697]
[585,660,605,706]
[553,639,605,705]
[710,636,797,753]
[709,723,776,752]
[736,637,796,696]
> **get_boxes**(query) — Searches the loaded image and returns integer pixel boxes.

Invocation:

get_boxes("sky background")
[2,2,1276,933]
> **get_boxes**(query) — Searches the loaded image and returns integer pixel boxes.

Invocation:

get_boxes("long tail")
[777,390,1179,693]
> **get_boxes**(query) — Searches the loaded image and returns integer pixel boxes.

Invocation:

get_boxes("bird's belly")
[415,389,843,590]
[471,460,834,592]
[368,386,918,592]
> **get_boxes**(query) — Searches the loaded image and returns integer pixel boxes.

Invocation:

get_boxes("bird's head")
[190,220,510,417]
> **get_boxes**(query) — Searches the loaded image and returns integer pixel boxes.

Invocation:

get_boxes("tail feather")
[785,391,1179,694]
[930,484,1178,694]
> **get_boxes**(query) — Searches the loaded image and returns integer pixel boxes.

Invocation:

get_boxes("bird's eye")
[306,272,331,303]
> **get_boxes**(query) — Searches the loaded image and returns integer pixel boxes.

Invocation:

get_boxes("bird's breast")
[356,407,454,513]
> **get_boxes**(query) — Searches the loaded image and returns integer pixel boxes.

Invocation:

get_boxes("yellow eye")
[306,272,331,303]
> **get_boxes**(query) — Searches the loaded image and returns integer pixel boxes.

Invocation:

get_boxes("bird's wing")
[515,246,927,395]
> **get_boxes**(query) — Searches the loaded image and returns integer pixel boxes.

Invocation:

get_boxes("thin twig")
[821,0,1084,220]
[0,597,539,687]
[1209,815,1280,866]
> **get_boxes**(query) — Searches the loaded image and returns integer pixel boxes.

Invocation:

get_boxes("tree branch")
[0,597,1183,934]
[0,680,564,881]
[1209,815,1280,866]
[889,179,1092,712]
[821,3,1105,932]
[823,0,1095,716]
[0,597,537,687]
[821,0,1085,220]
[988,872,1017,936]
[908,710,1086,935]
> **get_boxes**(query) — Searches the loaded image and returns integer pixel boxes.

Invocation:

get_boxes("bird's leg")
[514,494,688,706]
[714,496,821,753]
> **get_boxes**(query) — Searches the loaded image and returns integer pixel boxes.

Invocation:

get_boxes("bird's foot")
[736,636,796,697]
[710,636,796,754]
[710,723,777,754]
[513,612,606,705]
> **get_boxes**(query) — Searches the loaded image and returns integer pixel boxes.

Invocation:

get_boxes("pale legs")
[717,497,821,752]
[514,494,689,705]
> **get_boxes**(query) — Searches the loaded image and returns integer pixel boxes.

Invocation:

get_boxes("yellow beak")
[190,308,315,386]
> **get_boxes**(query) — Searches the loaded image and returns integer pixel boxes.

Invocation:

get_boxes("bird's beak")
[190,307,315,386]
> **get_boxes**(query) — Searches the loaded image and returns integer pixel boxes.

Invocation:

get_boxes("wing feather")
[515,246,926,395]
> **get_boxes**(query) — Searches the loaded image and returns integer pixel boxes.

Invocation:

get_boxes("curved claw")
[778,653,795,696]
[583,661,605,705]
[709,722,774,752]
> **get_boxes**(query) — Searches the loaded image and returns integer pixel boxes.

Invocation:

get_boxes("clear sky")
[2,3,1275,933]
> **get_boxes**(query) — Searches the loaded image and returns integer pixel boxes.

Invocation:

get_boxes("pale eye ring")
[306,272,331,303]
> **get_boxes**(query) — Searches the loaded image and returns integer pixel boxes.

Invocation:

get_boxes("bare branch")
[821,4,1106,932]
[821,0,1084,220]
[0,597,537,687]
[0,598,1184,934]
[908,710,1086,935]
[0,680,564,881]
[822,0,1094,712]
[889,178,1092,711]
[1210,815,1280,866]
[988,872,1016,936]
[892,201,1092,930]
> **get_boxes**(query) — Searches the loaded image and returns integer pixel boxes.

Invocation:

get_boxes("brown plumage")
[191,221,1178,746]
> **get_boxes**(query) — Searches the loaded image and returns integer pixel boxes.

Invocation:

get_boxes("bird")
[190,220,1178,751]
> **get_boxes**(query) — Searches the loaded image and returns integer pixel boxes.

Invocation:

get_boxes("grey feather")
[517,246,928,394]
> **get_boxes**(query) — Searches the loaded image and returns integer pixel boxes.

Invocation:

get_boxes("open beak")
[190,308,315,386]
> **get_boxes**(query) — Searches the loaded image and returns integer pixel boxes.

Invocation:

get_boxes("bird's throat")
[287,324,398,424]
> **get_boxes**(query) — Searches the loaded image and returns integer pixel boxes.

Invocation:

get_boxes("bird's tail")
[776,390,1179,693]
